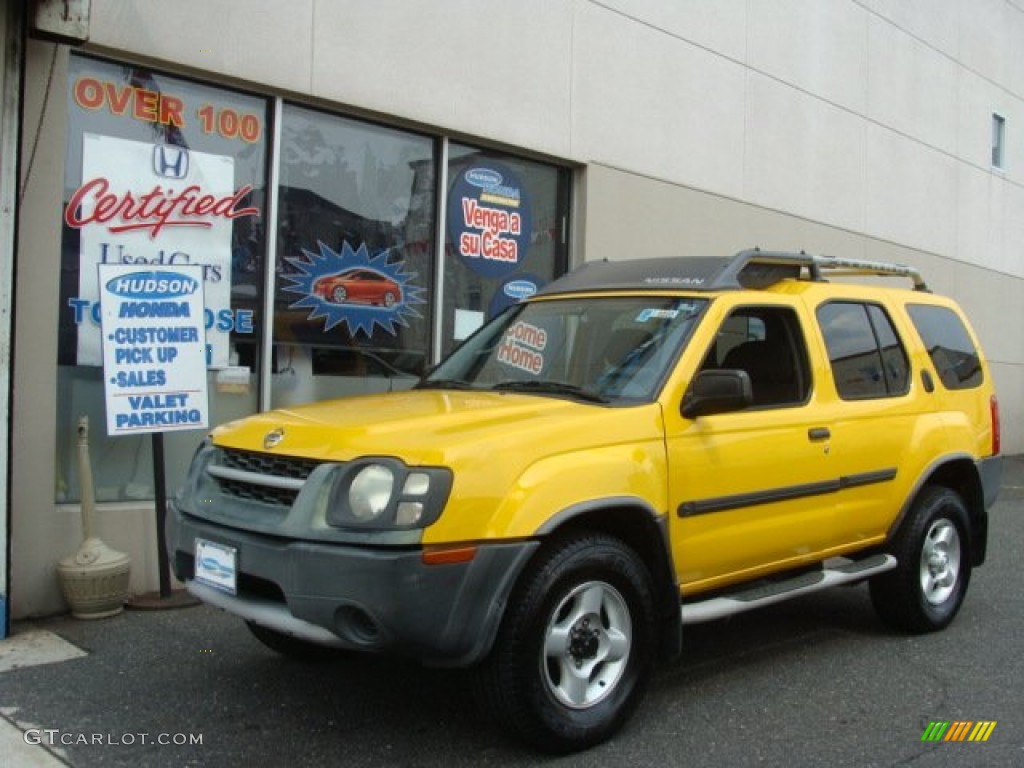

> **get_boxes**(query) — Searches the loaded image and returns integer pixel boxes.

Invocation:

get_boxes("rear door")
[809,299,917,546]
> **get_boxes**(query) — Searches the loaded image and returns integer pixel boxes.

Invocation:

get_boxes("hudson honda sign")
[99,264,209,436]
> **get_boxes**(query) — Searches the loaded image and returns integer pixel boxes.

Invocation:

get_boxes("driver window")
[701,307,810,408]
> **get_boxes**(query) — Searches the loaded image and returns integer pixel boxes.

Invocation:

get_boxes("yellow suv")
[169,249,1002,753]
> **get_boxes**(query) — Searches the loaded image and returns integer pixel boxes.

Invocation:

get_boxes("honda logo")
[153,144,189,179]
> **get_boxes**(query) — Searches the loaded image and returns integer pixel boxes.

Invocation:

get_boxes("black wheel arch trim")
[532,496,682,660]
[886,452,1000,567]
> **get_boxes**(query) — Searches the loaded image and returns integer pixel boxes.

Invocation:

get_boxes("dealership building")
[1,0,1022,633]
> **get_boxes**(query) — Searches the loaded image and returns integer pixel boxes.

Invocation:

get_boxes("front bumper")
[167,501,538,666]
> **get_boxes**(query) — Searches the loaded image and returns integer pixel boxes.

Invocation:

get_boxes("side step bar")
[681,554,897,625]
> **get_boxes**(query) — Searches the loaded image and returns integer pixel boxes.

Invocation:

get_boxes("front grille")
[220,448,320,480]
[217,476,298,506]
[211,447,323,507]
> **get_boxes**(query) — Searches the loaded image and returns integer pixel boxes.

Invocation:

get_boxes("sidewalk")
[0,627,88,766]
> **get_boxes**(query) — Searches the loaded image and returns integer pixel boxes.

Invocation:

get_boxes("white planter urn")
[56,417,132,619]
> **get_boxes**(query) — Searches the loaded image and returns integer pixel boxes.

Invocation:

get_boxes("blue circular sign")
[447,162,532,279]
[488,272,544,319]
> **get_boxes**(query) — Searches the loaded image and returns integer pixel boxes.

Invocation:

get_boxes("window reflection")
[271,105,435,407]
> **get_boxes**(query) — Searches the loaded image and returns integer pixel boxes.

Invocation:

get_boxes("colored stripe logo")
[921,721,997,742]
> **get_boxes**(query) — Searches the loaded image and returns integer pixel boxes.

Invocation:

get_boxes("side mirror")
[681,369,753,419]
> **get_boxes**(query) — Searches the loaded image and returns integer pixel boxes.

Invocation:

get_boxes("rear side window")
[907,304,983,390]
[817,302,910,399]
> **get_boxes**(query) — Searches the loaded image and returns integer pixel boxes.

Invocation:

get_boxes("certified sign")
[99,263,209,436]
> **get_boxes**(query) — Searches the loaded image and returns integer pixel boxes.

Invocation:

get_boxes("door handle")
[808,427,831,441]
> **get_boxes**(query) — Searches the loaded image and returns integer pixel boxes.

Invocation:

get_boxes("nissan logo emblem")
[263,428,285,450]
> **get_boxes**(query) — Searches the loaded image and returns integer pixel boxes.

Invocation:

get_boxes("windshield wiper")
[491,380,610,404]
[415,378,476,391]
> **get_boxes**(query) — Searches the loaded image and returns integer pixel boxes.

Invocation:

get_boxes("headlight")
[325,459,453,530]
[348,464,395,521]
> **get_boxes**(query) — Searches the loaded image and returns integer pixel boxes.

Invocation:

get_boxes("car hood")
[210,388,665,468]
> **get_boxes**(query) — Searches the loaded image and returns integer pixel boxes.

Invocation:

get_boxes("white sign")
[69,133,256,367]
[99,264,209,436]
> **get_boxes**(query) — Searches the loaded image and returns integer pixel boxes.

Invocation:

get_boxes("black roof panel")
[536,249,929,295]
[537,254,802,295]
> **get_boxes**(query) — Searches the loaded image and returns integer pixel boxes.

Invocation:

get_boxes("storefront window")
[270,104,435,407]
[442,144,571,355]
[57,55,269,502]
[55,59,573,504]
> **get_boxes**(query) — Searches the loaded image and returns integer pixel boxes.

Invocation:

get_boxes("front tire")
[870,486,972,633]
[473,532,656,754]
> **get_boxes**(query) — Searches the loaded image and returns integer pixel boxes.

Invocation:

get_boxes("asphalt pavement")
[2,456,1023,768]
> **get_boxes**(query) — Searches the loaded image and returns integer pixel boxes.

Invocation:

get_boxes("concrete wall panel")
[743,71,866,232]
[746,0,868,113]
[572,3,746,198]
[596,0,748,62]
[310,0,574,157]
[89,0,316,94]
[865,125,958,255]
[867,15,958,155]
[13,42,68,616]
[859,0,959,58]
[958,0,1013,88]
[956,164,997,272]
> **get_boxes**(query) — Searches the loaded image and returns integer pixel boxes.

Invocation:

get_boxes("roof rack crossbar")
[731,249,929,291]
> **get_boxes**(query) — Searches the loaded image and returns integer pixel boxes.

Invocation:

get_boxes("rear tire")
[473,532,656,754]
[245,621,346,662]
[870,486,971,633]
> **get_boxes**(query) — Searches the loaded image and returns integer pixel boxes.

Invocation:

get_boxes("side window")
[817,302,910,399]
[906,304,983,390]
[868,305,910,393]
[703,306,810,407]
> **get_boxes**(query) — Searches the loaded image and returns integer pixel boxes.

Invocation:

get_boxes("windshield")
[420,295,708,403]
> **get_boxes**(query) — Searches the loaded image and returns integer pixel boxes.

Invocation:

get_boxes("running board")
[681,554,897,625]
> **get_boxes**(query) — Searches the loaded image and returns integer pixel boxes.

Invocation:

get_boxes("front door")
[665,302,836,595]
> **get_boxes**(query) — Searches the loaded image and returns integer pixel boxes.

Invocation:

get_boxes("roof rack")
[727,249,929,292]
[537,248,929,296]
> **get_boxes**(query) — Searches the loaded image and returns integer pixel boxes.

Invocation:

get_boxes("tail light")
[990,395,1001,455]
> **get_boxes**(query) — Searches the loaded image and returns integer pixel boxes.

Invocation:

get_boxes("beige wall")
[11,1,1024,617]
[15,41,72,617]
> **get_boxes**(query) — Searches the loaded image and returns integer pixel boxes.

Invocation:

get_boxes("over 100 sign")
[99,264,209,436]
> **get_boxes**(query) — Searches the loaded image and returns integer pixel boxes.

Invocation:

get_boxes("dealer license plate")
[194,538,237,595]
